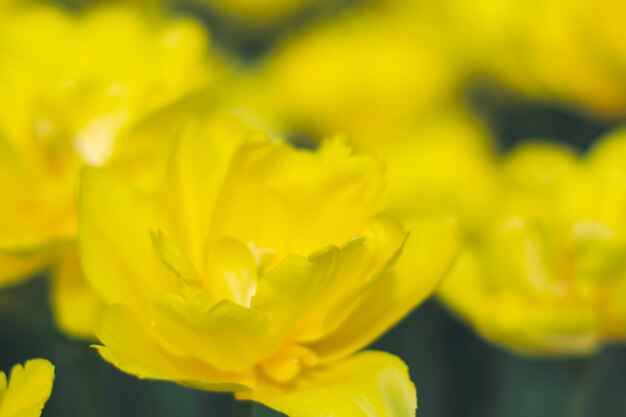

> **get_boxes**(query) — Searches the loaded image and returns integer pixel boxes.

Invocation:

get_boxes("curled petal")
[0,359,55,417]
[151,297,280,372]
[309,217,460,361]
[209,138,385,258]
[96,304,254,391]
[247,351,417,417]
[252,214,406,343]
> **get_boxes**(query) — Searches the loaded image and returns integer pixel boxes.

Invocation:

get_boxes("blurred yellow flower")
[241,7,460,141]
[439,130,626,355]
[0,3,219,338]
[0,359,54,417]
[411,0,626,118]
[343,110,498,239]
[79,114,459,416]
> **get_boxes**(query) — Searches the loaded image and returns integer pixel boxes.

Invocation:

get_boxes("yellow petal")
[50,246,104,339]
[501,142,578,194]
[316,215,407,339]
[253,214,406,343]
[0,372,5,403]
[480,216,556,294]
[78,168,177,308]
[104,102,180,195]
[0,359,54,417]
[253,10,455,137]
[205,237,259,307]
[309,217,460,361]
[156,115,255,263]
[151,297,279,372]
[439,248,603,355]
[251,253,324,335]
[151,230,202,286]
[248,351,416,417]
[587,128,626,175]
[0,130,76,252]
[378,113,497,234]
[96,304,254,391]
[475,296,601,355]
[209,138,385,259]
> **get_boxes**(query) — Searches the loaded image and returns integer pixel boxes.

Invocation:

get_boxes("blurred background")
[2,0,626,416]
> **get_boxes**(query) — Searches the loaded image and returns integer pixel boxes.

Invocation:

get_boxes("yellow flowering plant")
[240,7,461,142]
[339,110,498,240]
[401,0,626,118]
[0,3,221,338]
[439,129,626,355]
[0,359,54,417]
[78,113,459,416]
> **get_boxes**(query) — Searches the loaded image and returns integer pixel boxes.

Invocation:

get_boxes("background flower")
[439,130,626,355]
[0,2,224,338]
[395,0,626,118]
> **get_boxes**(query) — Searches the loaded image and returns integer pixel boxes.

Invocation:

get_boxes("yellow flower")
[78,114,459,416]
[410,0,626,117]
[439,130,626,355]
[344,110,498,239]
[0,359,54,417]
[0,3,219,338]
[240,7,460,141]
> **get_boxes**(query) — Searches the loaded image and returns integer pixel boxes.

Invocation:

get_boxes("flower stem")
[234,401,253,417]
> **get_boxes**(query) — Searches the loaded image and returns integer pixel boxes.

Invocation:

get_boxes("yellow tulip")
[404,0,626,118]
[343,110,498,239]
[439,130,626,355]
[78,114,459,416]
[0,359,54,417]
[241,7,460,141]
[0,3,219,338]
